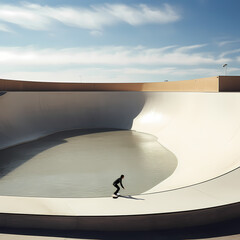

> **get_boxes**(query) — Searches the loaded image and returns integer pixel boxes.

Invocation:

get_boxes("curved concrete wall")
[133,92,240,192]
[1,91,240,230]
[1,92,240,192]
[0,92,145,149]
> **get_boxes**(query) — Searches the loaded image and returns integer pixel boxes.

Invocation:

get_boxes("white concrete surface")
[0,129,177,198]
[0,92,240,223]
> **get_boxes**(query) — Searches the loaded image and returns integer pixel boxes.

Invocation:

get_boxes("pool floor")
[0,129,177,198]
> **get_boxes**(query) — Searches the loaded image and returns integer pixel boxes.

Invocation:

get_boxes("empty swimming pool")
[1,87,240,231]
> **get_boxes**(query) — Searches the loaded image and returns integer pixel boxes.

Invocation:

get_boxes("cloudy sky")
[0,0,239,82]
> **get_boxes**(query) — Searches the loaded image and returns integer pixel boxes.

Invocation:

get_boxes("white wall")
[0,92,145,149]
[133,92,240,192]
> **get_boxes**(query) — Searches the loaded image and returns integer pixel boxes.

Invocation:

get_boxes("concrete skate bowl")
[0,89,240,231]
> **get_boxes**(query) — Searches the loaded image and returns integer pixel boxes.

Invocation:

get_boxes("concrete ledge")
[2,76,240,92]
[0,76,223,92]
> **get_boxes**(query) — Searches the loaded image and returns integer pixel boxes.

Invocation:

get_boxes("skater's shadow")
[119,195,144,200]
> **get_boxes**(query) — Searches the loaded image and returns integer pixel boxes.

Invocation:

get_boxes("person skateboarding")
[112,174,125,198]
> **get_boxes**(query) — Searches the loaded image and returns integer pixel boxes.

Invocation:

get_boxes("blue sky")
[0,0,239,82]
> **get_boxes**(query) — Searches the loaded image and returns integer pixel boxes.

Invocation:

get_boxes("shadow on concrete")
[118,195,145,200]
[0,128,120,179]
[0,92,147,177]
[0,127,177,197]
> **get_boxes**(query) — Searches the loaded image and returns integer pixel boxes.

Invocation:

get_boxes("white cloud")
[100,3,180,25]
[0,44,235,82]
[90,30,103,37]
[0,23,13,33]
[229,67,240,73]
[0,2,181,33]
[175,44,207,53]
[220,49,240,58]
[0,66,230,83]
[168,67,220,76]
[0,45,230,67]
[110,67,225,77]
[218,39,240,47]
[42,4,113,30]
[236,56,240,63]
[118,67,176,75]
[0,3,51,30]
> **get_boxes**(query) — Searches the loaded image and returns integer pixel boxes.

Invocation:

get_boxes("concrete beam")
[0,76,221,92]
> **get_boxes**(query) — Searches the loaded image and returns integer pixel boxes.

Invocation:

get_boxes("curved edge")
[0,202,239,231]
[142,164,240,196]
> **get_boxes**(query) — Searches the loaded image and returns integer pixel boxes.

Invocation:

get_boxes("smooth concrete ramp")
[0,129,177,198]
[0,91,240,230]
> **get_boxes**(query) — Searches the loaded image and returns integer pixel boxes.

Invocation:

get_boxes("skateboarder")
[113,174,125,197]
